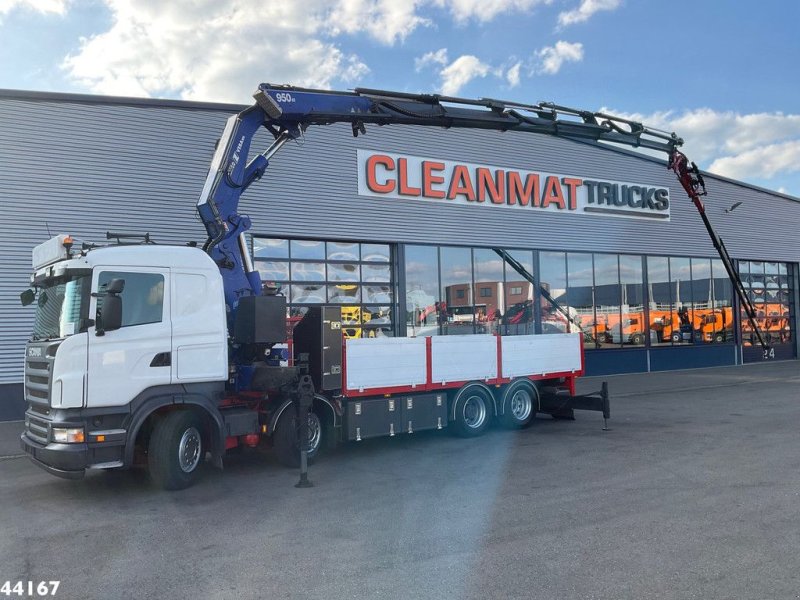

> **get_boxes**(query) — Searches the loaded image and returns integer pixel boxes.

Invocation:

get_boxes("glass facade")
[252,237,394,339]
[739,260,795,348]
[252,235,796,356]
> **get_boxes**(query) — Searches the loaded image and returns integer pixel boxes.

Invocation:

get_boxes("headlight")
[52,427,85,443]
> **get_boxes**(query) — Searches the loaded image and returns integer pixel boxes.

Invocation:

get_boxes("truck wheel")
[499,380,536,429]
[631,333,644,345]
[451,384,493,437]
[714,333,724,343]
[273,407,323,468]
[670,332,682,343]
[148,410,205,490]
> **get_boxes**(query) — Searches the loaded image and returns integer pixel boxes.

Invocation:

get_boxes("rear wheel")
[499,380,536,429]
[273,406,323,468]
[148,410,205,490]
[451,384,493,437]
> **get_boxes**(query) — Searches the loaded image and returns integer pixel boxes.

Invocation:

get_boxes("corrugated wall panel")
[1,94,799,385]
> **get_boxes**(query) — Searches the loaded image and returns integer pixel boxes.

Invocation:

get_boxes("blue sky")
[2,0,799,196]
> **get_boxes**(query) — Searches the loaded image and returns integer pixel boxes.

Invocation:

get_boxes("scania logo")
[27,347,42,358]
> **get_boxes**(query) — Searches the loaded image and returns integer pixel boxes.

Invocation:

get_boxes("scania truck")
[18,84,763,489]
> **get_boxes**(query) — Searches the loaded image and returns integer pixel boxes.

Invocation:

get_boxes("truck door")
[86,268,172,408]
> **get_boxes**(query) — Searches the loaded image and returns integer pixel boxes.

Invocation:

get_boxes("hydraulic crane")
[198,83,771,369]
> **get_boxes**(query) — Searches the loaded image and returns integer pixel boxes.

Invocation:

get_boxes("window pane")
[670,257,692,344]
[364,285,392,304]
[362,244,390,262]
[290,240,325,260]
[499,250,534,336]
[362,326,394,338]
[328,263,360,282]
[619,255,645,346]
[647,256,672,346]
[405,245,440,336]
[256,260,289,282]
[341,306,363,325]
[540,251,567,334]
[441,247,474,334]
[364,306,393,325]
[98,271,164,328]
[567,253,594,346]
[473,248,504,333]
[327,241,359,261]
[328,284,360,303]
[362,263,391,283]
[593,254,620,348]
[691,259,715,344]
[253,237,288,259]
[291,262,326,281]
[291,284,325,303]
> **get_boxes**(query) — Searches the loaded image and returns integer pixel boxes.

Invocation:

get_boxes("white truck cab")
[21,237,228,478]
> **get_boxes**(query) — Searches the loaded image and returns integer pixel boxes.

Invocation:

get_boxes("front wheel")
[148,410,205,490]
[273,407,323,468]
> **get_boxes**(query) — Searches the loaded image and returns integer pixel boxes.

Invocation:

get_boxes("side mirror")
[95,278,125,335]
[20,289,35,306]
[99,294,123,334]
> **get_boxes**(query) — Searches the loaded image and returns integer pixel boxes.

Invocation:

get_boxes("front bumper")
[21,405,128,479]
[20,433,89,479]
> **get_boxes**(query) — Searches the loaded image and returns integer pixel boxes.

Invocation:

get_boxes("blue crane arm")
[197,84,683,320]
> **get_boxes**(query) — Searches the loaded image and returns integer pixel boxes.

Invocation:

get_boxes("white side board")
[501,333,581,377]
[430,335,497,383]
[345,337,427,391]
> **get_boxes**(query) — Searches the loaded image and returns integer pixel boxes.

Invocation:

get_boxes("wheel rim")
[509,389,532,421]
[462,395,487,429]
[178,426,201,473]
[307,413,322,454]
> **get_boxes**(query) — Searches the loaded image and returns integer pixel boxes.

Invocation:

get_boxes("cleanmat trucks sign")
[357,150,671,221]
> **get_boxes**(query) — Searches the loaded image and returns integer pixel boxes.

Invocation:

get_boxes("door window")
[97,271,165,328]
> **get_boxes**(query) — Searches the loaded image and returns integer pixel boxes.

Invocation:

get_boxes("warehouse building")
[1,88,798,421]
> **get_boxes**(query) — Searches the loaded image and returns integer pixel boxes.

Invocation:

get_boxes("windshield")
[32,274,91,340]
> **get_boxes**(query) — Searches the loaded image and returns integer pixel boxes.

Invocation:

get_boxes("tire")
[273,406,323,468]
[714,333,724,343]
[451,384,493,437]
[670,332,682,343]
[148,410,205,491]
[630,333,644,346]
[499,380,536,429]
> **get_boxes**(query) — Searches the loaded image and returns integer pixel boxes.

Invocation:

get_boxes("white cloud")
[506,61,522,88]
[708,141,800,180]
[535,41,583,74]
[598,106,800,191]
[0,0,68,17]
[557,0,621,27]
[415,48,449,72]
[439,55,490,95]
[62,0,379,102]
[432,0,553,23]
[327,0,431,45]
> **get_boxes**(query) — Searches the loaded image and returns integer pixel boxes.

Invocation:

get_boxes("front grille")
[24,342,59,406]
[25,405,51,445]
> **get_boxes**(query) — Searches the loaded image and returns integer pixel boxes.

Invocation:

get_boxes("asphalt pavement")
[1,360,800,599]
